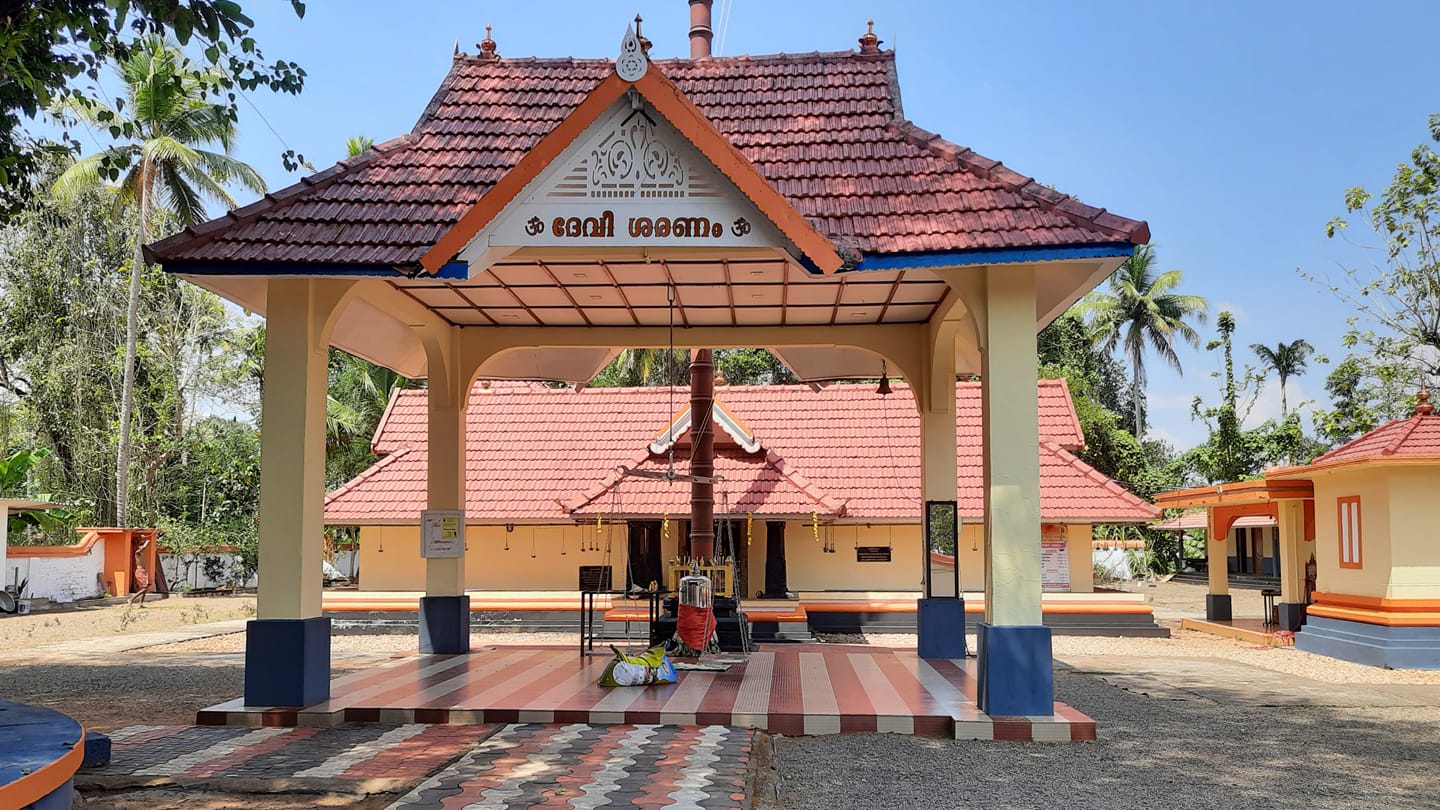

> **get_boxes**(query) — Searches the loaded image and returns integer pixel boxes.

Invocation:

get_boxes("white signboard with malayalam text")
[421,509,466,559]
[1040,524,1070,593]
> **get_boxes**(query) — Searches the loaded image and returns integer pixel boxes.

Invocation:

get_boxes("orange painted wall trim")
[1307,604,1440,627]
[0,726,84,810]
[418,64,844,275]
[1312,592,1440,612]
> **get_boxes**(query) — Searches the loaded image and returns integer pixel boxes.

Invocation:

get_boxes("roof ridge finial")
[478,25,498,60]
[858,19,882,55]
[1417,386,1434,416]
[634,13,653,55]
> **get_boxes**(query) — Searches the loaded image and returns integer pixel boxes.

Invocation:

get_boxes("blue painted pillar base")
[916,597,967,659]
[419,595,472,654]
[1206,594,1232,622]
[977,623,1054,717]
[1277,602,1306,632]
[83,731,111,767]
[243,617,331,707]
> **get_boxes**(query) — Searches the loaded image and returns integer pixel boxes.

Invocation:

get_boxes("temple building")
[1156,392,1440,668]
[323,379,1163,636]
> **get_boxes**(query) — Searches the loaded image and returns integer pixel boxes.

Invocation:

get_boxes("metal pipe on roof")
[689,0,714,58]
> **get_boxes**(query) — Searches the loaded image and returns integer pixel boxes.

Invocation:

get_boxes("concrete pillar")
[1276,499,1306,630]
[246,278,353,707]
[916,326,964,659]
[1205,509,1232,621]
[419,326,470,654]
[975,264,1052,717]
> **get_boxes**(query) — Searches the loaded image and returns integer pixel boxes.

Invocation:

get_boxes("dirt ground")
[0,595,257,648]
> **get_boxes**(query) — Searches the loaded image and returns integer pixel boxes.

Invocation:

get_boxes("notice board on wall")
[420,509,465,558]
[1040,524,1070,592]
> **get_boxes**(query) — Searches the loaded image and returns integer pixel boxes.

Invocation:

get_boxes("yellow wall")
[356,519,1097,594]
[1312,469,1393,599]
[1066,524,1094,593]
[1382,467,1440,600]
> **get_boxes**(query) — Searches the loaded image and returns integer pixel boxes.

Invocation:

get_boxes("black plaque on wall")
[856,546,892,563]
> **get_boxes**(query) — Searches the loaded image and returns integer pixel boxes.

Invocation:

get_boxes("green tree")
[1250,339,1314,419]
[591,349,691,387]
[345,135,375,158]
[325,350,419,488]
[1076,245,1208,438]
[1322,113,1440,379]
[1312,355,1420,445]
[0,0,305,218]
[51,36,266,527]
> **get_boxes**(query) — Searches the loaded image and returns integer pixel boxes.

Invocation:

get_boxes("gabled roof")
[326,379,1158,524]
[649,401,762,455]
[149,50,1147,270]
[1304,412,1440,469]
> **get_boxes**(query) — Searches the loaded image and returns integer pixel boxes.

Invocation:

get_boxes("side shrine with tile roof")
[326,379,1158,603]
[146,12,1156,717]
[1156,393,1440,668]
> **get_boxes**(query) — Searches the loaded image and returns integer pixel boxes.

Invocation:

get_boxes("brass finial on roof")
[478,25,498,59]
[635,14,653,55]
[1418,388,1434,416]
[858,19,883,55]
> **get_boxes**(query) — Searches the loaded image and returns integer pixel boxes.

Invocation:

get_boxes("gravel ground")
[762,668,1440,810]
[140,630,577,655]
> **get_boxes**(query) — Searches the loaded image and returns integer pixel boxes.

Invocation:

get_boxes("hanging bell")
[876,361,892,396]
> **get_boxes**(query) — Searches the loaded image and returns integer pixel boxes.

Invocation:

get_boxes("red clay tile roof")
[1303,414,1440,468]
[150,51,1147,268]
[327,379,1157,524]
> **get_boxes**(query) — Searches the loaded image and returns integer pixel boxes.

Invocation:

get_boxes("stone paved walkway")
[388,723,753,809]
[80,723,497,794]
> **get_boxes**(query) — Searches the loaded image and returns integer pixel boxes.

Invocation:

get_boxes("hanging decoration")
[746,512,754,546]
[531,527,537,559]
[504,523,511,552]
[812,511,819,543]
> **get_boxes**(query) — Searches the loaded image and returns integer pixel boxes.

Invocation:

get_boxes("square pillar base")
[977,623,1054,717]
[916,597,967,659]
[244,617,330,707]
[419,595,471,654]
[1206,594,1233,622]
[1277,602,1306,632]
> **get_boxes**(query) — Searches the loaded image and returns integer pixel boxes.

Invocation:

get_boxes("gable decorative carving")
[589,115,686,198]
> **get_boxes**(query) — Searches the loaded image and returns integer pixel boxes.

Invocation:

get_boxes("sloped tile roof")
[1305,413,1440,468]
[326,379,1157,524]
[150,51,1146,268]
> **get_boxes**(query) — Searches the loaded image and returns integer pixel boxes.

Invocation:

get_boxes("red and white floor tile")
[200,644,1095,742]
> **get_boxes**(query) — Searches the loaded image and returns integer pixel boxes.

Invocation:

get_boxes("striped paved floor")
[200,645,1095,741]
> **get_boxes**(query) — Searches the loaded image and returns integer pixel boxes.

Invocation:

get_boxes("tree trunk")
[115,161,151,528]
[1131,360,1145,440]
[1279,373,1288,420]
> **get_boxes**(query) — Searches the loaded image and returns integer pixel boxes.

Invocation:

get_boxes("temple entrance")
[764,521,788,597]
[626,521,664,590]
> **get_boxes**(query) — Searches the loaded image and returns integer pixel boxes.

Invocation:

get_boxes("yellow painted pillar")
[425,328,467,597]
[256,279,352,620]
[417,326,470,654]
[1204,508,1232,620]
[247,278,352,707]
[973,264,1052,716]
[980,265,1043,627]
[915,318,967,660]
[1276,499,1306,630]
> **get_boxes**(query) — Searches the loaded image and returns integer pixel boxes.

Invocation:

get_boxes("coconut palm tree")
[345,135,375,158]
[51,37,266,526]
[1251,339,1314,419]
[1076,245,1209,439]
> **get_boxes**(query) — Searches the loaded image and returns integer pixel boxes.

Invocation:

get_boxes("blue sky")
[140,1,1440,449]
